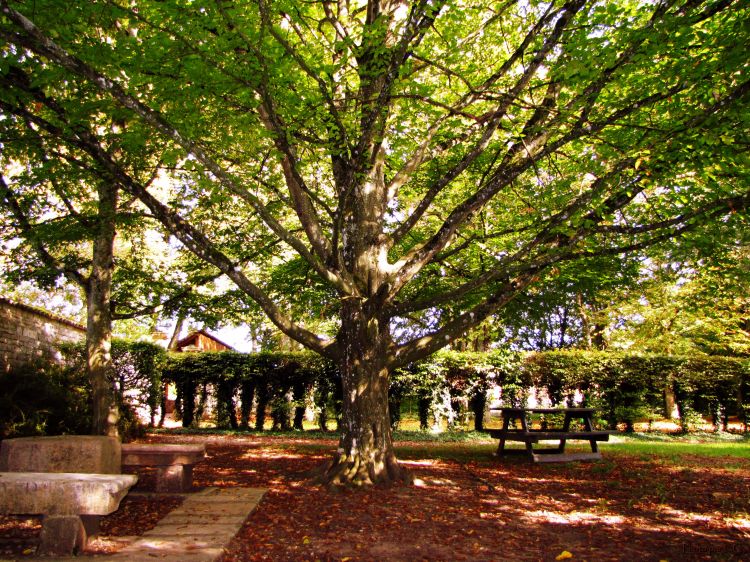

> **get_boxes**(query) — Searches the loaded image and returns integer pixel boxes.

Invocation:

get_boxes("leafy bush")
[523,351,748,432]
[59,339,166,437]
[0,362,91,438]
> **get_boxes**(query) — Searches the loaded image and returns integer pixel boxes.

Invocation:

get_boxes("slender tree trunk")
[255,384,268,431]
[558,306,569,348]
[167,314,185,350]
[471,389,487,432]
[157,313,185,427]
[577,293,593,350]
[418,395,431,430]
[592,323,608,350]
[86,182,118,437]
[292,382,306,431]
[240,380,255,429]
[319,300,410,486]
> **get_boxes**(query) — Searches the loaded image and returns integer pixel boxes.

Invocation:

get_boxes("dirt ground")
[1,432,748,561]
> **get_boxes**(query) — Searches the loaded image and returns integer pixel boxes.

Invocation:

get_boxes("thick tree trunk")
[319,301,410,486]
[86,287,118,436]
[86,182,119,437]
[322,361,409,486]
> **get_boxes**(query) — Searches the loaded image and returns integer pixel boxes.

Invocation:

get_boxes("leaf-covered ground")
[1,432,748,560]
[0,492,182,557]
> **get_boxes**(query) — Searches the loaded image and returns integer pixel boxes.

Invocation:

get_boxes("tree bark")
[167,314,185,350]
[318,300,410,486]
[292,381,306,431]
[239,380,255,429]
[86,181,119,437]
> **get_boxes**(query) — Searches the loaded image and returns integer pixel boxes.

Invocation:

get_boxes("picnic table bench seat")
[485,429,611,442]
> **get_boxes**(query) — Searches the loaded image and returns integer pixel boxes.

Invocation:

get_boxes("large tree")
[0,144,124,435]
[1,0,748,484]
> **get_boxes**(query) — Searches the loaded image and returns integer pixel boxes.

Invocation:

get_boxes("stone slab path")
[31,487,265,562]
[108,487,265,562]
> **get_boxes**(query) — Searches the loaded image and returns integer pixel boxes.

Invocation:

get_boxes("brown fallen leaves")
[201,435,749,562]
[0,493,183,557]
[1,433,748,561]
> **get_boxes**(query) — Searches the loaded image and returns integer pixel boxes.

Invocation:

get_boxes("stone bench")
[0,435,121,473]
[0,471,137,555]
[121,443,206,492]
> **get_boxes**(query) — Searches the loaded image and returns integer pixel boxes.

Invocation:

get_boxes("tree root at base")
[312,452,413,488]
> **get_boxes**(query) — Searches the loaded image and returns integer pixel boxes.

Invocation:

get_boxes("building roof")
[175,329,235,352]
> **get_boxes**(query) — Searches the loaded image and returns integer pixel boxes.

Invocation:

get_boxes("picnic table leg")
[583,413,599,453]
[497,438,507,456]
[519,412,537,459]
[557,412,573,453]
[497,413,511,456]
[525,441,534,461]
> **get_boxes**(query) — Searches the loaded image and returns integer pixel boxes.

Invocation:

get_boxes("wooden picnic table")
[486,407,610,463]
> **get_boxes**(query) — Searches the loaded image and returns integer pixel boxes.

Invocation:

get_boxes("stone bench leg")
[39,515,88,555]
[155,464,192,492]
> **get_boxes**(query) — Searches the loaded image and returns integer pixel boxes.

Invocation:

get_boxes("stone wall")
[0,298,85,372]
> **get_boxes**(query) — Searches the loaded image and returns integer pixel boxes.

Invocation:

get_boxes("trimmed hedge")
[59,340,166,437]
[392,349,522,431]
[520,351,749,432]
[161,348,749,433]
[29,342,745,435]
[0,338,166,439]
[0,362,92,439]
[162,351,340,431]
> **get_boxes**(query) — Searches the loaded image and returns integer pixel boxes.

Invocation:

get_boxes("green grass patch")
[395,441,497,462]
[602,434,750,460]
[394,430,494,443]
[147,427,749,464]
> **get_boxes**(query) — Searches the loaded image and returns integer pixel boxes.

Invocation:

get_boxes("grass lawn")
[158,424,750,462]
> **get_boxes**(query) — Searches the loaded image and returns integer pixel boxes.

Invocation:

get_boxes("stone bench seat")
[121,443,206,492]
[0,471,137,555]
